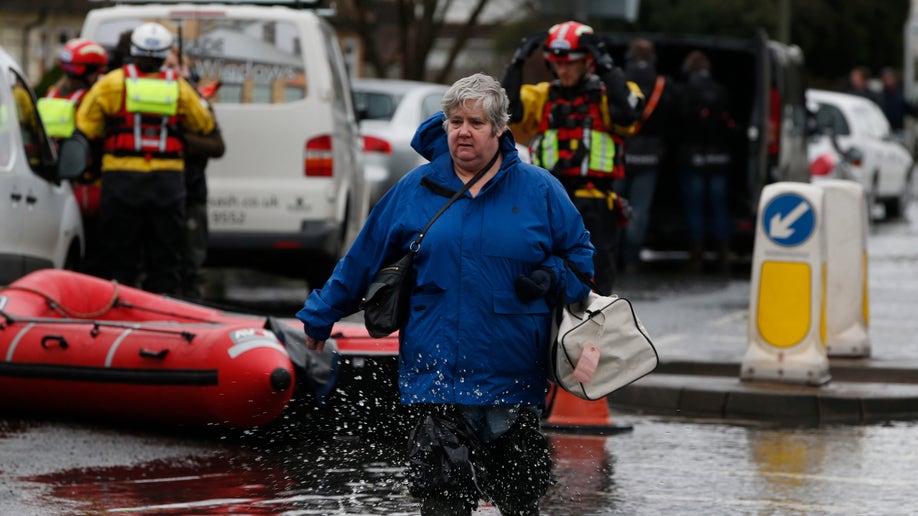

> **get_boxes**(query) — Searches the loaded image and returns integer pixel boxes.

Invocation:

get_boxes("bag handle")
[410,149,500,253]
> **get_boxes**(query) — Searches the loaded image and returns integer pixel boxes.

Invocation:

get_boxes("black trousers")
[99,194,185,295]
[408,407,551,516]
[570,190,621,295]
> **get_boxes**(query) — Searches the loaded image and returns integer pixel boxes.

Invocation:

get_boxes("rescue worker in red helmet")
[38,38,109,276]
[39,38,108,141]
[75,22,215,295]
[501,21,644,294]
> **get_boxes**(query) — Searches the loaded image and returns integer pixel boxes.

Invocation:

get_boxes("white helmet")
[130,22,174,59]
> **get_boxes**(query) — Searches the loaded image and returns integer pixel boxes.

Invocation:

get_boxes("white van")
[80,1,369,286]
[0,46,84,286]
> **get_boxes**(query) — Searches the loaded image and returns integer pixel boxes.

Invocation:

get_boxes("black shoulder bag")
[360,151,499,338]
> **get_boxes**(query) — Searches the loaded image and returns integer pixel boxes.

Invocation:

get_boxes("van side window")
[11,71,54,178]
[97,18,308,105]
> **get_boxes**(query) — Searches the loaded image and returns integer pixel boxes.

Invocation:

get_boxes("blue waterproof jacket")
[296,113,594,407]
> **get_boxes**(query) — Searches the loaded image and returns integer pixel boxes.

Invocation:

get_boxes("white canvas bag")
[549,291,658,400]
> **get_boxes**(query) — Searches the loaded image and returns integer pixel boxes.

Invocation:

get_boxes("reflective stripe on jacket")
[518,77,625,179]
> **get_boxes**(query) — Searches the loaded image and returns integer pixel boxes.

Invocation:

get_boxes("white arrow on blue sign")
[762,193,816,247]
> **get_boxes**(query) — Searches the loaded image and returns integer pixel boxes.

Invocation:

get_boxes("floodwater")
[3,415,918,515]
[3,197,918,514]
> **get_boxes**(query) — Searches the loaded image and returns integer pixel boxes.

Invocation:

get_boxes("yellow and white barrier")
[742,182,831,385]
[819,179,870,357]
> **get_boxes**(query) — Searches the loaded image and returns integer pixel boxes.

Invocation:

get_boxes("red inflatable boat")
[0,270,298,428]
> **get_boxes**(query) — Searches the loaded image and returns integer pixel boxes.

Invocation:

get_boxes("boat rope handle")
[0,311,196,342]
[116,299,220,323]
[1,281,121,319]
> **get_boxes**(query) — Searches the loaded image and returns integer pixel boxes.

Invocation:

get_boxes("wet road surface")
[4,415,918,515]
[2,203,918,514]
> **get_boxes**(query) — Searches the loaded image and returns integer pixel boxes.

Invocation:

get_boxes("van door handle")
[10,192,22,202]
[25,194,37,204]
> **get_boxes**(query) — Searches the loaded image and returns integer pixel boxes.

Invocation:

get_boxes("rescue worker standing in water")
[76,22,215,295]
[501,21,644,294]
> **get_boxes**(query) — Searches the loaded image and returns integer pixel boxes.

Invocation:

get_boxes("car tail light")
[363,135,392,154]
[305,135,333,177]
[768,87,781,156]
[810,153,836,176]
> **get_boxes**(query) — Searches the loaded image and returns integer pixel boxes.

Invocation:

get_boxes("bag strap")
[410,149,500,253]
[563,258,602,294]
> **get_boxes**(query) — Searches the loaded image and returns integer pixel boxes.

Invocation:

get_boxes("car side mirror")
[57,133,90,180]
[843,146,864,166]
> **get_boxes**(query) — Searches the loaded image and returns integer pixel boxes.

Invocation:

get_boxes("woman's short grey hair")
[441,73,510,136]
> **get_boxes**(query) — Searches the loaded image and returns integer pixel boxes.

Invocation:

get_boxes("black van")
[601,29,810,256]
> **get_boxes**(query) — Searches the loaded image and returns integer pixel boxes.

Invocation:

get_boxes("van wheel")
[867,172,882,222]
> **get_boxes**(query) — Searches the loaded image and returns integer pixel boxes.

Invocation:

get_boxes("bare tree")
[336,0,535,82]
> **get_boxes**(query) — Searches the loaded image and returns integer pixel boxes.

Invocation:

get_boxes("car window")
[353,91,398,120]
[94,17,307,105]
[852,105,883,140]
[813,102,849,136]
[868,105,892,140]
[421,93,444,120]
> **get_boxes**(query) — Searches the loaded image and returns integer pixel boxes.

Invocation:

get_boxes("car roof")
[806,88,876,108]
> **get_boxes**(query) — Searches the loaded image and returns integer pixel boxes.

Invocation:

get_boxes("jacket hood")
[411,110,520,163]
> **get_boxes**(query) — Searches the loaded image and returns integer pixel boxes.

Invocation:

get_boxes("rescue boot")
[685,241,704,273]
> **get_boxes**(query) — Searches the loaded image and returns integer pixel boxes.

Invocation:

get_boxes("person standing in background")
[677,50,736,275]
[846,66,882,105]
[37,38,108,277]
[616,38,677,274]
[879,67,918,151]
[164,49,225,299]
[75,22,215,295]
[501,21,644,294]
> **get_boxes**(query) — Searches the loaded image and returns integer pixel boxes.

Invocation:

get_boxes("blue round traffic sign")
[762,193,816,247]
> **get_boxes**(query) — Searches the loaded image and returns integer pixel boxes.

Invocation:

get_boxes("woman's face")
[446,100,501,175]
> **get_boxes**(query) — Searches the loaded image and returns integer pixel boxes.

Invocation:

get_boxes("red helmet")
[59,38,109,77]
[544,21,594,62]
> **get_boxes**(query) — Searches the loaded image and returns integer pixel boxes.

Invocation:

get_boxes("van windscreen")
[94,17,307,105]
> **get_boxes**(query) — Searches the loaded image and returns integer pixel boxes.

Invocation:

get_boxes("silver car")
[353,79,449,207]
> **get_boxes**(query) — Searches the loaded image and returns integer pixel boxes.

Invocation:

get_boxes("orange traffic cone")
[543,384,633,434]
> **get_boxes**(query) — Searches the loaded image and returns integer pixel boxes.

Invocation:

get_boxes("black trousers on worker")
[570,191,621,295]
[99,173,186,296]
